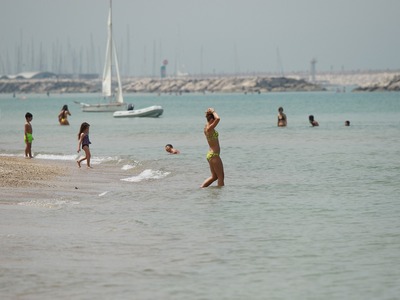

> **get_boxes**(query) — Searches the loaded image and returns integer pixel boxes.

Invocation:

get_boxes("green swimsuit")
[206,130,219,141]
[24,133,34,143]
[206,130,219,161]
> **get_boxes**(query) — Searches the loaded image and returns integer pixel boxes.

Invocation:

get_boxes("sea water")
[1,91,400,299]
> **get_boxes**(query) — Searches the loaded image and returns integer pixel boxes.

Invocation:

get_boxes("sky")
[1,0,400,76]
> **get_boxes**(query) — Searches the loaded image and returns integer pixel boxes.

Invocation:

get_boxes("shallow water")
[1,91,400,299]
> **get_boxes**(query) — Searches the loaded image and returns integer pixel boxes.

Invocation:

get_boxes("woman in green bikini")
[201,108,224,187]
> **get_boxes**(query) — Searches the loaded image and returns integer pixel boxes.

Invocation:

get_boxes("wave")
[121,169,170,183]
[35,153,79,161]
[121,164,137,170]
[0,152,123,165]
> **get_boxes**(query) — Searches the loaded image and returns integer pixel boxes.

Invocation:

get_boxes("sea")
[1,90,399,299]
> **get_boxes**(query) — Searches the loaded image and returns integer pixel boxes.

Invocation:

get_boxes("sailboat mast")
[110,0,113,88]
[102,0,112,97]
[101,0,123,103]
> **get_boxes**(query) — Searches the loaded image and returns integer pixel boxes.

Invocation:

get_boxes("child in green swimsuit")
[24,112,34,158]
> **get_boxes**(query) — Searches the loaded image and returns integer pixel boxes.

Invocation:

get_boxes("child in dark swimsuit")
[309,115,319,127]
[77,122,92,168]
[277,107,287,127]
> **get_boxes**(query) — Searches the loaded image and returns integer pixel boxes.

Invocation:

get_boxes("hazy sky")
[1,0,399,76]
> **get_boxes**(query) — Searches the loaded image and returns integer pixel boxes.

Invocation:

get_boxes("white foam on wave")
[0,153,25,157]
[75,155,118,165]
[0,153,74,161]
[98,191,109,197]
[121,169,170,183]
[90,156,120,165]
[7,153,121,165]
[34,153,77,161]
[121,164,135,170]
[37,153,102,165]
[1,152,128,166]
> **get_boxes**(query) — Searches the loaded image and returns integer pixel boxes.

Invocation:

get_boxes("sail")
[102,7,112,97]
[113,41,124,103]
[80,0,125,112]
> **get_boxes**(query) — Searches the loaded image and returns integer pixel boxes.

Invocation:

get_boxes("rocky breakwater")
[124,76,325,93]
[0,76,324,94]
[353,75,400,92]
[0,79,98,94]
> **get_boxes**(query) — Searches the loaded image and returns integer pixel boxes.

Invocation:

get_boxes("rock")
[353,74,400,92]
[0,76,325,94]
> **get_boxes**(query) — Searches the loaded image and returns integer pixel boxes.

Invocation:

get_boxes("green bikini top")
[206,129,219,141]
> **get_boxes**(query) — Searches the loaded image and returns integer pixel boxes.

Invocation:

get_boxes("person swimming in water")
[201,108,224,187]
[58,104,71,125]
[309,115,319,127]
[165,144,180,154]
[277,107,287,127]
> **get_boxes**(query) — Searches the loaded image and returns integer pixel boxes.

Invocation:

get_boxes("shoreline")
[0,156,66,188]
[0,156,70,203]
[0,156,108,203]
[0,155,139,204]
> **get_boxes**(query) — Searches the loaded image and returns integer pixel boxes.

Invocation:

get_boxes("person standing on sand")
[58,104,71,125]
[77,122,92,168]
[201,108,224,187]
[277,107,287,127]
[24,112,34,158]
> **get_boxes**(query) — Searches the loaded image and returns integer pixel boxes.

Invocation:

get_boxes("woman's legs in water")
[201,156,224,187]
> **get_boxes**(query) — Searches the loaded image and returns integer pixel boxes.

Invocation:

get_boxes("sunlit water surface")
[1,91,399,299]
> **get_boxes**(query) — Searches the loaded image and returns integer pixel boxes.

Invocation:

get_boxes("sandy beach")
[0,156,114,204]
[0,156,65,188]
[0,156,68,203]
[0,155,137,205]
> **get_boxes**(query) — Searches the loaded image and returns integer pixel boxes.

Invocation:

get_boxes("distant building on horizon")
[310,58,317,83]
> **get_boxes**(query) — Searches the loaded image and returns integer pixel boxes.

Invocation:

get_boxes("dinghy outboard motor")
[127,103,134,111]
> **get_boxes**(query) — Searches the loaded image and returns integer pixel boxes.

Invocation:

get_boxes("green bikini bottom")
[206,151,219,162]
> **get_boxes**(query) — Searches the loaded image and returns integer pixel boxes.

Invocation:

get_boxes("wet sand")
[0,156,134,204]
[0,156,65,188]
[0,156,67,202]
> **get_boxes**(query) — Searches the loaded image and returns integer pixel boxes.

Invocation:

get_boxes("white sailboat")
[79,0,127,112]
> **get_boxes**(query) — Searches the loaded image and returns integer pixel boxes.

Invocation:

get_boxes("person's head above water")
[165,144,179,154]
